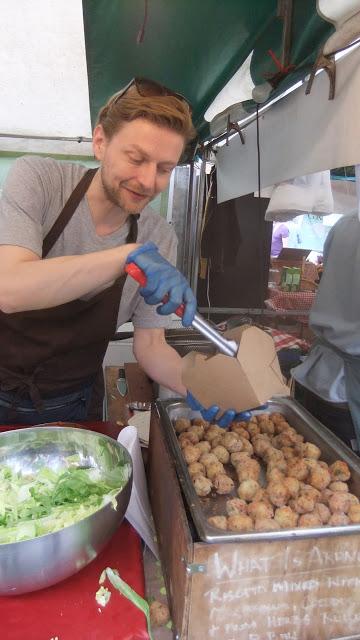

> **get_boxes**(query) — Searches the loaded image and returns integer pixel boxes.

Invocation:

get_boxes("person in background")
[292,211,360,454]
[271,222,290,257]
[0,77,238,427]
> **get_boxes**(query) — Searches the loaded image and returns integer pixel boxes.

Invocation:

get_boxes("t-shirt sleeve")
[280,223,290,239]
[0,156,49,256]
[131,227,179,329]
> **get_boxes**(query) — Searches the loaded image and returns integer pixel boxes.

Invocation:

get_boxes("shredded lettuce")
[0,463,130,544]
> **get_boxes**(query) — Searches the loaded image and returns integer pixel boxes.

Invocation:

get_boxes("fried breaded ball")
[308,465,331,491]
[319,488,333,506]
[264,447,285,465]
[239,438,254,455]
[212,445,230,464]
[178,437,193,450]
[300,484,321,503]
[314,502,331,524]
[179,430,199,445]
[328,492,352,514]
[227,514,253,532]
[303,442,321,459]
[329,481,349,493]
[272,432,296,449]
[204,425,224,442]
[194,440,211,455]
[175,417,191,433]
[237,479,260,501]
[267,458,288,475]
[230,451,250,466]
[213,473,235,495]
[281,446,297,461]
[348,504,360,523]
[226,497,248,516]
[269,412,285,425]
[188,424,205,439]
[298,513,323,528]
[258,420,275,437]
[274,506,298,529]
[236,458,261,482]
[221,432,243,453]
[199,452,218,467]
[267,481,290,507]
[192,473,212,497]
[328,513,350,526]
[292,494,315,514]
[231,425,250,440]
[247,501,274,521]
[192,418,209,428]
[183,445,201,465]
[329,461,351,482]
[206,461,225,480]
[347,493,359,505]
[252,435,272,458]
[253,487,271,504]
[187,462,205,477]
[283,476,301,499]
[254,517,278,531]
[207,515,228,530]
[247,423,261,438]
[287,458,309,481]
[266,468,285,484]
[210,435,223,448]
[150,601,170,627]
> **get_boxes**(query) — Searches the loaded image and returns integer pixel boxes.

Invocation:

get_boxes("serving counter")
[148,404,360,640]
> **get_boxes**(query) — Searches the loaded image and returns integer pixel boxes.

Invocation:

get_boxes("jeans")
[0,385,93,425]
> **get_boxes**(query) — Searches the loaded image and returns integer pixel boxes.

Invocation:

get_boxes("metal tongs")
[125,263,238,358]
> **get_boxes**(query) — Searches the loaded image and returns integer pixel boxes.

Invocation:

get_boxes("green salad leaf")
[0,463,130,544]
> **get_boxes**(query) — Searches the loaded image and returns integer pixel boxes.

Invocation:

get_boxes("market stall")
[2,2,360,640]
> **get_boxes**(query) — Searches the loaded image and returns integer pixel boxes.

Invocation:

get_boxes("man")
[292,211,360,453]
[0,78,236,426]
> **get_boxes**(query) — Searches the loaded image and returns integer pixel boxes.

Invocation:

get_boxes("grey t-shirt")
[0,156,177,329]
[292,212,360,402]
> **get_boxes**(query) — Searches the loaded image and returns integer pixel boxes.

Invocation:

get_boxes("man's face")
[93,118,185,214]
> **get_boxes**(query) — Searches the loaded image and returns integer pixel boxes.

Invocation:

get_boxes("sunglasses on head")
[112,77,192,113]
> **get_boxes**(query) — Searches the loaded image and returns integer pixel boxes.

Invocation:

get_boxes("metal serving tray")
[156,396,360,543]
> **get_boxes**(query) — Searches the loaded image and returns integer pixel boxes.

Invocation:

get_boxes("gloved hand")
[186,391,267,428]
[126,242,197,327]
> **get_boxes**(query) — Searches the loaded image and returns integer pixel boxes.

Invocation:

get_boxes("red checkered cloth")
[264,326,310,352]
[265,287,316,324]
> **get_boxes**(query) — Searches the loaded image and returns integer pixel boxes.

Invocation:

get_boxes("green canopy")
[83,0,334,140]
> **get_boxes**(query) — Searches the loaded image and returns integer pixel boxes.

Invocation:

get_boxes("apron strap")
[42,168,97,257]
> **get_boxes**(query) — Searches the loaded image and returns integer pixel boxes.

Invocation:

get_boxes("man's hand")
[186,392,268,428]
[126,242,196,326]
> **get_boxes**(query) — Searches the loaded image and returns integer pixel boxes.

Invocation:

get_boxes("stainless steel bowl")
[0,426,133,595]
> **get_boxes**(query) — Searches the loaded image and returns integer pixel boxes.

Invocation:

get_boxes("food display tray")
[156,396,360,543]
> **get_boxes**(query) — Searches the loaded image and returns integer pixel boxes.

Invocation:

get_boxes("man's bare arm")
[0,243,140,313]
[133,327,186,395]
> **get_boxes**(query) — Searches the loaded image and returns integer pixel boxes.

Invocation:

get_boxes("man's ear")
[92,124,107,161]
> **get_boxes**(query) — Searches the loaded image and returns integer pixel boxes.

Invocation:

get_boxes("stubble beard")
[100,169,152,215]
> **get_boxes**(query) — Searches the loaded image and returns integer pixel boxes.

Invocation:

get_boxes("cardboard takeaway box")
[181,325,289,412]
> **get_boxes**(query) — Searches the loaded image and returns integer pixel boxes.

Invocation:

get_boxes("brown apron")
[0,168,138,409]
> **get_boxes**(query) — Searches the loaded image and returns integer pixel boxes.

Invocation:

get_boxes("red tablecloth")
[265,287,316,324]
[0,422,149,640]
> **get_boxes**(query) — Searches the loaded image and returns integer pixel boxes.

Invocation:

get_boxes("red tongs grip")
[125,263,185,318]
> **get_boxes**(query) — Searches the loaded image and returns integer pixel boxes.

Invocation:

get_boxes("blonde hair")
[96,84,196,145]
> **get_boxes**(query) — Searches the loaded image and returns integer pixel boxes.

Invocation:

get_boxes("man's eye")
[129,157,142,165]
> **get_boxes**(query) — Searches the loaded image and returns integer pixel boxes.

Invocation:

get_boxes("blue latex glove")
[126,242,196,327]
[186,392,267,428]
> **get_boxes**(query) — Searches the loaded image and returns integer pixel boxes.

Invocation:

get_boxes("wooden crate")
[148,412,360,640]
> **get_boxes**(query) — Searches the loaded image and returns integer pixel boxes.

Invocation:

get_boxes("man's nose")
[137,163,157,193]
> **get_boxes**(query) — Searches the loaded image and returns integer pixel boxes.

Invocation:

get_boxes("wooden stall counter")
[148,411,360,640]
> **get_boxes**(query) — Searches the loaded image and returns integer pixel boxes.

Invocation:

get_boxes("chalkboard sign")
[188,535,360,640]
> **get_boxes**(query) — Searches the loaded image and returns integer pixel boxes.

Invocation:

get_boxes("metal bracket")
[185,562,207,575]
[226,114,245,146]
[306,51,336,100]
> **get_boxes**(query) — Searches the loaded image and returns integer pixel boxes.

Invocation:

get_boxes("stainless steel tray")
[156,396,360,543]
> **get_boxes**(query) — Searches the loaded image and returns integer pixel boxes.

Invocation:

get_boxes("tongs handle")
[125,263,185,318]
